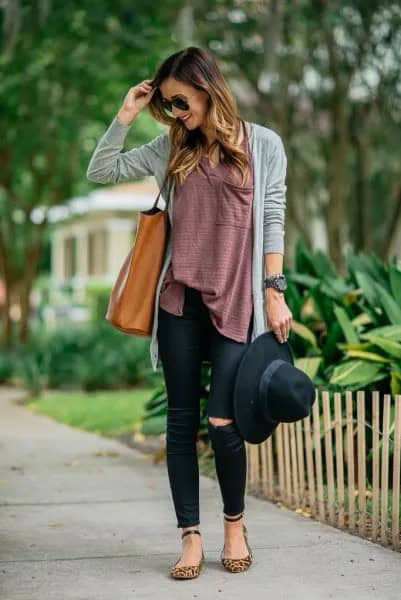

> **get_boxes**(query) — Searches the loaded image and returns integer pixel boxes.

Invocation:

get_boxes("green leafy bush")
[11,320,153,393]
[85,283,113,322]
[285,241,401,395]
[0,353,14,383]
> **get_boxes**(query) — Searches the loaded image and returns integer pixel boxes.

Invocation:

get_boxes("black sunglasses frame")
[160,96,190,114]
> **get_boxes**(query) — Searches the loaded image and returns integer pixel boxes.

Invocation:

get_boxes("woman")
[87,46,292,579]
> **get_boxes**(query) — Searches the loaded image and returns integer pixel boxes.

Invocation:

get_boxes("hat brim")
[233,331,294,444]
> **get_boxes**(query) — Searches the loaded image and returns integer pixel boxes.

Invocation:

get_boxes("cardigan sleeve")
[86,116,169,183]
[263,133,288,255]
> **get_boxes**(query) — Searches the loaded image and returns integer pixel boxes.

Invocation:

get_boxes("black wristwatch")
[264,273,287,292]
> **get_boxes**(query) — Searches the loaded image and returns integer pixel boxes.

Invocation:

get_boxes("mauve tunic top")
[159,125,254,343]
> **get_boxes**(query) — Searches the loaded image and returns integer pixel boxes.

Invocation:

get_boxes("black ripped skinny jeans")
[157,284,252,528]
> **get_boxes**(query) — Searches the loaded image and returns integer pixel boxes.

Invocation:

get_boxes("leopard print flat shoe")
[221,512,253,573]
[170,529,205,580]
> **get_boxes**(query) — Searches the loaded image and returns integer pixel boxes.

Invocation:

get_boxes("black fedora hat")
[233,331,316,444]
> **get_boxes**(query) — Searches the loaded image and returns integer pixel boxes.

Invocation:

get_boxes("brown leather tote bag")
[105,168,173,336]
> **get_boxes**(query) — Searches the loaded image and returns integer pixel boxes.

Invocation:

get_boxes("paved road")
[1,386,400,599]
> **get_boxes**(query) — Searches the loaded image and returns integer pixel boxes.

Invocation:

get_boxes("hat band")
[258,359,287,423]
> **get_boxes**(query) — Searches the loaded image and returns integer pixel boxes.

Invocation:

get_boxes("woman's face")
[158,78,209,130]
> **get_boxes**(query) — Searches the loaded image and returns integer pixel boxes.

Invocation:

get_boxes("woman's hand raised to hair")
[117,80,157,126]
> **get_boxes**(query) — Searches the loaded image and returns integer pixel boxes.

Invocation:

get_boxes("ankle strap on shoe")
[181,529,201,539]
[224,513,243,522]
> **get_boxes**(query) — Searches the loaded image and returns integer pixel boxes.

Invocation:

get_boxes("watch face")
[265,276,287,291]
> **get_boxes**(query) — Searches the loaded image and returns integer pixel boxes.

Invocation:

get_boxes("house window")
[88,229,108,275]
[64,236,77,279]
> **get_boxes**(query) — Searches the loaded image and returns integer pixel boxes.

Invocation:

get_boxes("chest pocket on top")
[215,177,254,229]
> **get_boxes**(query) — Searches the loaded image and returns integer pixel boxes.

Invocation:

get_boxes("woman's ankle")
[181,524,200,535]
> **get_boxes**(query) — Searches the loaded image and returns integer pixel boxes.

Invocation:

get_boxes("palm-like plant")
[285,240,401,395]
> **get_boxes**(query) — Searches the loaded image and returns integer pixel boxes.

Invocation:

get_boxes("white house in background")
[39,178,160,316]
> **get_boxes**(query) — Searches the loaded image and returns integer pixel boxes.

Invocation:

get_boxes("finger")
[287,313,293,339]
[283,319,290,340]
[273,327,283,343]
[139,85,152,95]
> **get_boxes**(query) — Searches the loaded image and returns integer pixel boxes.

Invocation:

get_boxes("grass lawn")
[27,387,152,436]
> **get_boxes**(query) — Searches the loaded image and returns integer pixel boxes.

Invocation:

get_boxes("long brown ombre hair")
[148,46,251,187]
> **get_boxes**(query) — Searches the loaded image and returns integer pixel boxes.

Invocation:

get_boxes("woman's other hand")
[265,288,292,343]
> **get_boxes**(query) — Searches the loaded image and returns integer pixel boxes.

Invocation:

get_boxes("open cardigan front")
[86,116,288,371]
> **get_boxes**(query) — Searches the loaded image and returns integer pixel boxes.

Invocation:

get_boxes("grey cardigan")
[86,116,288,371]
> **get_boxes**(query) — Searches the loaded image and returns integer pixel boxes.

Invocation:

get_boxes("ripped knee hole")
[208,416,234,427]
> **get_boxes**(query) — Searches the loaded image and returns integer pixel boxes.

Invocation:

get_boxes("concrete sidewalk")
[1,386,400,600]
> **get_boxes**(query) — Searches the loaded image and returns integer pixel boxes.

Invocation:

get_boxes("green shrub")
[0,352,14,383]
[85,283,113,322]
[285,241,401,395]
[11,320,153,393]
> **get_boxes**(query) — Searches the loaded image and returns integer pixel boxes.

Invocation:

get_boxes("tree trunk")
[350,103,373,253]
[18,222,46,343]
[2,286,13,346]
[324,29,350,275]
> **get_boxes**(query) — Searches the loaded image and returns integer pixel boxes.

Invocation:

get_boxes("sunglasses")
[160,95,190,114]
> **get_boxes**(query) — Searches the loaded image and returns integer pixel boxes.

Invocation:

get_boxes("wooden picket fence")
[245,390,401,552]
